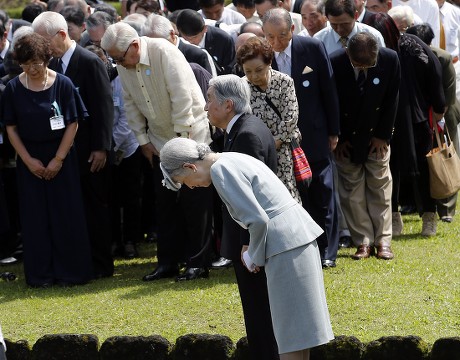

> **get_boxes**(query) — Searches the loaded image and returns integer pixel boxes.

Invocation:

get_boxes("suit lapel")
[65,45,81,80]
[224,114,246,151]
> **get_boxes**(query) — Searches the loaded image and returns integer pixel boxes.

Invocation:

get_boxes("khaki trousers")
[335,148,392,247]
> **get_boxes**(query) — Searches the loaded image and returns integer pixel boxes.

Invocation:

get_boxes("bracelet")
[55,155,64,162]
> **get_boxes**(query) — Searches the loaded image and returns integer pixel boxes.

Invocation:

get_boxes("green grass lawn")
[1,212,459,347]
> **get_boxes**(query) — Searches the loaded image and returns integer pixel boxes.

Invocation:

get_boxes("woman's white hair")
[101,22,139,53]
[142,14,174,38]
[160,138,213,177]
[31,11,68,36]
[208,74,252,114]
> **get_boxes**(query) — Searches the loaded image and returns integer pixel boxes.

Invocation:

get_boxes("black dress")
[1,73,92,286]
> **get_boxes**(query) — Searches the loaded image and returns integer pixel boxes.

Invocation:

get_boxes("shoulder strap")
[254,84,282,120]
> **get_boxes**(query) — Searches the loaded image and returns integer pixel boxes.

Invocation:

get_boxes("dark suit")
[178,38,213,75]
[49,45,114,277]
[431,47,459,218]
[360,9,376,25]
[330,47,400,163]
[330,47,400,247]
[204,25,236,75]
[272,35,340,262]
[222,113,279,360]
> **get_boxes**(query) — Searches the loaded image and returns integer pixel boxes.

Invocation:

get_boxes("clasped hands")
[27,157,62,180]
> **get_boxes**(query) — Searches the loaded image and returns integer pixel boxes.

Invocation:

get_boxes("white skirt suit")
[211,152,334,354]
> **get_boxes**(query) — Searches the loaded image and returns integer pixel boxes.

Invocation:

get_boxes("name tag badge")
[50,115,65,130]
[113,96,120,107]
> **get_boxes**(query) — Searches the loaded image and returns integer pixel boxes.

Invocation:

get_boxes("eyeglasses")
[349,58,377,70]
[112,41,135,64]
[19,62,44,70]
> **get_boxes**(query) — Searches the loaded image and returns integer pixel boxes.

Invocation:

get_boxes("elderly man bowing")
[101,22,213,281]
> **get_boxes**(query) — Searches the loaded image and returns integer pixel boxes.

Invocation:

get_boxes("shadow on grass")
[0,242,238,303]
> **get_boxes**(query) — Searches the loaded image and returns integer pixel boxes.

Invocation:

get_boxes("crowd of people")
[0,0,459,358]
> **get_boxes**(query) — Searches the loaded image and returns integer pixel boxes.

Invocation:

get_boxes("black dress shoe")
[321,259,336,268]
[142,265,179,281]
[176,267,209,281]
[210,257,233,269]
[338,236,352,248]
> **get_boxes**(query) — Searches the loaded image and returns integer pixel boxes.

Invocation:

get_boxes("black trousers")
[301,156,339,261]
[78,154,114,278]
[152,156,213,268]
[111,147,143,246]
[233,262,280,360]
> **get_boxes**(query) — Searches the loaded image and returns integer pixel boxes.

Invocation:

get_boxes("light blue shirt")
[112,76,139,158]
[314,22,386,54]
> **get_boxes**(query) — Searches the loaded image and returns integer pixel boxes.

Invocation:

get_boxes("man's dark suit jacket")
[330,47,401,164]
[272,35,340,163]
[49,45,113,157]
[178,39,213,75]
[204,25,236,75]
[221,113,277,261]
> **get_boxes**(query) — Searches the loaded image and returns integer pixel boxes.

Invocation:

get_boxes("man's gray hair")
[209,75,252,114]
[86,11,114,30]
[101,22,139,53]
[12,26,33,48]
[160,138,213,177]
[262,7,293,29]
[32,11,68,36]
[388,5,414,29]
[142,14,174,38]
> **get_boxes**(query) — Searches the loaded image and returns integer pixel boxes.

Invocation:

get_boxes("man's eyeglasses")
[112,40,135,64]
[19,62,44,70]
[349,58,378,71]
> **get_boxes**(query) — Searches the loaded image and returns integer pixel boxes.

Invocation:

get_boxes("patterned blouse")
[245,69,302,203]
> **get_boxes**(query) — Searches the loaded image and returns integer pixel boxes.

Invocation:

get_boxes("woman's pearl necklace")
[25,69,48,91]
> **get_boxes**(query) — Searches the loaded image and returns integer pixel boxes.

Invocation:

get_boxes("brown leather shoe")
[351,245,373,260]
[376,245,394,260]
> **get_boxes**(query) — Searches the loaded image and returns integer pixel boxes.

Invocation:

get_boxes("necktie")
[223,131,229,148]
[440,13,446,50]
[357,70,366,95]
[277,52,291,76]
[56,58,64,74]
[340,36,348,48]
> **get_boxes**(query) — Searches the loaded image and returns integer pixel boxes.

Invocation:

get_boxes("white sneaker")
[421,212,437,237]
[392,212,403,236]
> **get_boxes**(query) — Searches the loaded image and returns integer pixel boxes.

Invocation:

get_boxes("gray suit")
[211,153,333,354]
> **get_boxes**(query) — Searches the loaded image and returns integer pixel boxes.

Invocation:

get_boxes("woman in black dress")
[2,33,92,287]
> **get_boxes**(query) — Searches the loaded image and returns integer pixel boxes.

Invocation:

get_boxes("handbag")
[426,123,460,199]
[290,137,312,192]
[259,89,313,193]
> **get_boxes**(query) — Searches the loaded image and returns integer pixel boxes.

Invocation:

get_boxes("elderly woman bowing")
[159,137,334,360]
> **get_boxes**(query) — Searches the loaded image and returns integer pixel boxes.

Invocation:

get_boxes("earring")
[193,168,197,173]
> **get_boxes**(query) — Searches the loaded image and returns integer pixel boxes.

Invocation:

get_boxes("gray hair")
[262,8,293,29]
[32,11,68,36]
[142,13,173,38]
[101,22,139,53]
[208,75,252,114]
[160,138,213,177]
[86,11,114,31]
[12,26,33,48]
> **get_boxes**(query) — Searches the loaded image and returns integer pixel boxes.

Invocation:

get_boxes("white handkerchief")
[302,66,313,74]
[242,251,256,272]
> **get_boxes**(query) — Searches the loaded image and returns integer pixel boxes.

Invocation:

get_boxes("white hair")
[32,11,69,36]
[101,22,139,53]
[11,26,34,48]
[142,14,174,38]
[160,138,213,177]
[388,5,414,29]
